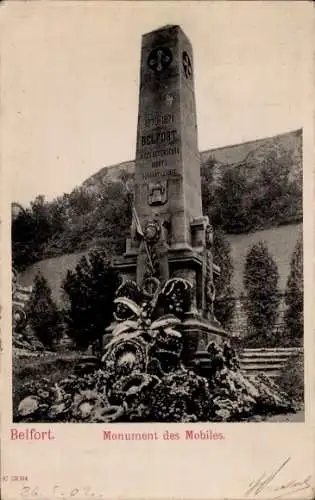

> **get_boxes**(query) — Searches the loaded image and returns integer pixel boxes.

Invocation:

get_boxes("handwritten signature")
[244,457,314,499]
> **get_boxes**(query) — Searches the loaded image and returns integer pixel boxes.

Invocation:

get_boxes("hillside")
[12,129,302,271]
[83,129,302,194]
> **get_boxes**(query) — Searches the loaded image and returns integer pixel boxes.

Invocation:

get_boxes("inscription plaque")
[144,113,174,128]
[141,129,177,146]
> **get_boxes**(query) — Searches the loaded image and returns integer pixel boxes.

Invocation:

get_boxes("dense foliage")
[12,195,65,270]
[62,251,122,350]
[212,228,235,328]
[26,274,62,350]
[282,235,303,346]
[275,352,304,408]
[243,241,280,347]
[12,178,131,271]
[201,137,302,235]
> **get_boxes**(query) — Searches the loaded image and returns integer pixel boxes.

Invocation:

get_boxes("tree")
[12,195,65,269]
[201,156,224,227]
[250,149,301,229]
[49,198,67,235]
[92,179,131,254]
[283,234,303,346]
[243,241,280,346]
[30,195,55,248]
[12,207,37,270]
[217,167,250,233]
[213,228,235,329]
[62,250,122,351]
[27,274,61,349]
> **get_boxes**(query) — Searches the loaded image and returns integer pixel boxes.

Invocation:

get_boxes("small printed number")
[1,476,28,482]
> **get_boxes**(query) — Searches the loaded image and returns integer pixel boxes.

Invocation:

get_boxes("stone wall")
[229,296,287,339]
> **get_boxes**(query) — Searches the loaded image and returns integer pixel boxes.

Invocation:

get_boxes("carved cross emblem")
[182,51,192,79]
[148,47,172,73]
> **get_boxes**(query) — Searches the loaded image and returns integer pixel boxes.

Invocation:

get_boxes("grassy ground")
[263,410,304,422]
[12,351,81,417]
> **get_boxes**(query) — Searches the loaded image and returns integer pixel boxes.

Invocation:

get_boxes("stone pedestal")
[180,312,228,367]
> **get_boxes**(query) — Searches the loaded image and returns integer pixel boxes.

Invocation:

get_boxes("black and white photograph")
[8,3,306,426]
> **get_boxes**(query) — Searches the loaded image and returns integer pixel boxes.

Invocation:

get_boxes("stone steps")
[242,347,303,355]
[242,369,282,378]
[238,347,303,378]
[240,357,290,365]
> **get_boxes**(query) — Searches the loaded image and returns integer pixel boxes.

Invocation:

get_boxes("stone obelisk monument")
[114,25,228,355]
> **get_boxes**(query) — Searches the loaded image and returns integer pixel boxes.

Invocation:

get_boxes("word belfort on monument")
[113,24,229,363]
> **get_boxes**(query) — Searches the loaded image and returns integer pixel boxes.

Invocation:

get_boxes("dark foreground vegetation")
[13,345,304,423]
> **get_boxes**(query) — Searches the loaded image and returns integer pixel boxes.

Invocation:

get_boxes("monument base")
[181,311,229,366]
[103,304,229,368]
[112,246,230,366]
[113,246,219,301]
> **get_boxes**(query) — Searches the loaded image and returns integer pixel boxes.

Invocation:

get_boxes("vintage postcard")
[1,1,314,499]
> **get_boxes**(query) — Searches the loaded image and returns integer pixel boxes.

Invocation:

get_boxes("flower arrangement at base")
[109,371,160,421]
[145,368,212,422]
[102,278,187,379]
[15,370,113,423]
[15,276,296,423]
[205,343,294,421]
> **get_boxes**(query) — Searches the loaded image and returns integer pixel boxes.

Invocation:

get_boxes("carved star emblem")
[182,51,192,79]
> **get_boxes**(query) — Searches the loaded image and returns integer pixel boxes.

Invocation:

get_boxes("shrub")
[213,228,235,328]
[243,241,280,347]
[62,250,121,351]
[283,234,303,346]
[275,352,304,409]
[26,274,62,349]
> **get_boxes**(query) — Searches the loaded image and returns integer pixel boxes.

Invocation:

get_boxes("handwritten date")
[19,485,106,499]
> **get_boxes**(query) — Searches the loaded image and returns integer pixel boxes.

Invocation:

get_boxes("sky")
[1,1,312,206]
